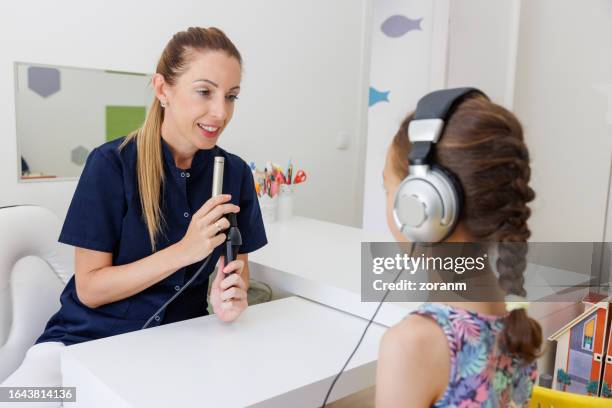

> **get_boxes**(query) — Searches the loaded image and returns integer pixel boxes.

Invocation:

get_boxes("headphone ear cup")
[393,172,444,242]
[393,166,462,243]
[429,164,462,241]
[431,164,464,216]
[394,180,427,228]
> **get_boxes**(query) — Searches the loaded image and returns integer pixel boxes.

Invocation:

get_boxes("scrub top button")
[186,172,190,178]
[180,172,185,178]
[174,285,181,291]
[154,315,160,322]
[184,212,189,218]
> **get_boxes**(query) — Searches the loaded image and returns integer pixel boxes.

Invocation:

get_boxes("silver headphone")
[393,87,486,242]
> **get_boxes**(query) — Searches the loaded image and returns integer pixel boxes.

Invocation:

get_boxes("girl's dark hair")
[389,94,542,363]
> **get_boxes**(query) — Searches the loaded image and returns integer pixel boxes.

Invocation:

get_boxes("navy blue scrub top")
[36,136,267,346]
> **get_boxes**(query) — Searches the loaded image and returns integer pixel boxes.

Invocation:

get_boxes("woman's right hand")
[177,194,240,265]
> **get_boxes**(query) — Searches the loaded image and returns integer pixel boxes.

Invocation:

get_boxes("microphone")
[212,157,242,273]
[142,155,239,330]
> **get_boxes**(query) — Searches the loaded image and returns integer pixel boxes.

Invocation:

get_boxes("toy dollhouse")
[549,293,612,398]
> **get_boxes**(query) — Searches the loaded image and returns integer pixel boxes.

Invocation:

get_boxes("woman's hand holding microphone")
[176,194,248,322]
[210,256,247,322]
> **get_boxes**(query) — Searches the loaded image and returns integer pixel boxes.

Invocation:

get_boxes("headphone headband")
[408,87,485,165]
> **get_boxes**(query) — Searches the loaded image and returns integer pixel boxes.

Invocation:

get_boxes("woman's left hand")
[210,256,248,322]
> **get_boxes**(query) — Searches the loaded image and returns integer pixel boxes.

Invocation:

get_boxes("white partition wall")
[446,0,522,109]
[362,0,612,244]
[361,0,450,236]
[513,0,612,242]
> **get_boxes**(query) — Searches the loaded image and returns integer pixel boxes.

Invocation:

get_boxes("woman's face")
[383,148,409,242]
[157,50,241,150]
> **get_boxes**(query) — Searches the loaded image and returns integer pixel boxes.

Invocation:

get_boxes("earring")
[160,101,166,108]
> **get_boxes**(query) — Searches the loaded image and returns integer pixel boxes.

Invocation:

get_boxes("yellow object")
[584,318,595,337]
[505,294,530,312]
[529,386,612,407]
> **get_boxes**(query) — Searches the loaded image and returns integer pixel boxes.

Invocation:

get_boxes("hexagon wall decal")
[27,66,61,98]
[71,145,90,166]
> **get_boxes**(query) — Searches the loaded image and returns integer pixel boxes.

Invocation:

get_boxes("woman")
[2,27,267,400]
[376,91,540,407]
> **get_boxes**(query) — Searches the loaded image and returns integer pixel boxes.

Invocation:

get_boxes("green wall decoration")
[105,105,146,141]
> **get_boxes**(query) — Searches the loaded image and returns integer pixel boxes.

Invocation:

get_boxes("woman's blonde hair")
[120,27,242,251]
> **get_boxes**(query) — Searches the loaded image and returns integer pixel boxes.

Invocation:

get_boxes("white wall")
[607,160,612,241]
[0,0,369,227]
[361,0,524,236]
[407,0,612,242]
[513,0,612,241]
[446,0,521,108]
[361,0,449,237]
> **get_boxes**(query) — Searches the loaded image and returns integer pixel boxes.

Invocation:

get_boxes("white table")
[62,297,385,408]
[249,216,420,326]
[60,216,587,407]
[61,217,413,407]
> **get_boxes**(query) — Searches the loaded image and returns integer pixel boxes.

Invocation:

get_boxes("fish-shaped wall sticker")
[381,15,423,38]
[369,87,390,107]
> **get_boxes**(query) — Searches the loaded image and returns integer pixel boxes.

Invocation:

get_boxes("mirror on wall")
[15,62,153,181]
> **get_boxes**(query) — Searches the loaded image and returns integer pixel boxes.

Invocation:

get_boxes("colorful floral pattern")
[411,303,537,408]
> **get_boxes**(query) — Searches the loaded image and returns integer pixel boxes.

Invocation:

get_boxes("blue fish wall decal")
[369,87,390,107]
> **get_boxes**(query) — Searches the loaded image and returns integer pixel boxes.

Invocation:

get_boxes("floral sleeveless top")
[412,303,537,408]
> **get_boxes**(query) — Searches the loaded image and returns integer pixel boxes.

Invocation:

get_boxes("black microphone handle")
[222,242,242,276]
[222,213,241,275]
[224,240,237,271]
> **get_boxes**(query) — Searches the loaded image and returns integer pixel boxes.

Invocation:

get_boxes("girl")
[376,90,541,407]
[1,27,267,405]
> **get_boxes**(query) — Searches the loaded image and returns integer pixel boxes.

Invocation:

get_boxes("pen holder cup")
[259,194,278,223]
[277,184,294,221]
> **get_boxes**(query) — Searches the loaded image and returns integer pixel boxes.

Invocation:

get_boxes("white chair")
[0,205,73,383]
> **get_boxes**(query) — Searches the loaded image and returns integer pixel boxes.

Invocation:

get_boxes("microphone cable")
[142,254,212,330]
[320,242,415,407]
